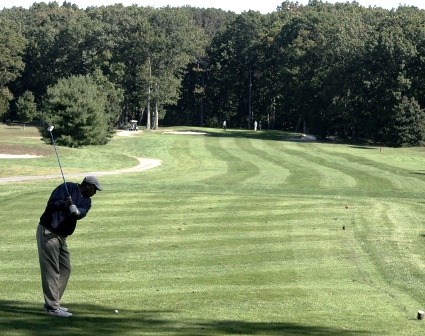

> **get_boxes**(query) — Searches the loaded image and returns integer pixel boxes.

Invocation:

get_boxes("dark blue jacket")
[39,182,91,237]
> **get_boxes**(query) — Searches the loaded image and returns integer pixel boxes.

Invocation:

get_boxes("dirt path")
[0,157,162,183]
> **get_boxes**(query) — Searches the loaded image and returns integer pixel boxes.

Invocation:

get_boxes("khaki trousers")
[36,224,71,310]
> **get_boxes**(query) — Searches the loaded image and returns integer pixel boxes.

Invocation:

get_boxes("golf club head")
[47,125,54,132]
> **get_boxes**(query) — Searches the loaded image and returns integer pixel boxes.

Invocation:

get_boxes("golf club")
[47,125,70,196]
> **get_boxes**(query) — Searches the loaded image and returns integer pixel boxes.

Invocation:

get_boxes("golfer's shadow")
[0,300,369,335]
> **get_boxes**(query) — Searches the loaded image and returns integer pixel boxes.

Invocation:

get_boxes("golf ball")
[114,309,119,314]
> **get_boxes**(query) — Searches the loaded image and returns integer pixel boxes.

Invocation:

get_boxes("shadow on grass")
[349,146,378,150]
[206,129,291,142]
[0,300,370,336]
[203,129,380,147]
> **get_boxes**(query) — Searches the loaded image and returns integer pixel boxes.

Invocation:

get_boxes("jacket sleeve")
[75,200,91,219]
[67,183,91,220]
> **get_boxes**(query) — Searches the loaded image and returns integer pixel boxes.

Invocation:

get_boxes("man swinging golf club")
[37,126,103,317]
[37,175,102,317]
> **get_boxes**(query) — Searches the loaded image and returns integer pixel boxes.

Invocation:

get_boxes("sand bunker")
[163,131,207,135]
[0,154,42,158]
[116,130,140,137]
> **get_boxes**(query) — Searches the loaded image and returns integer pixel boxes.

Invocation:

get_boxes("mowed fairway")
[1,125,425,335]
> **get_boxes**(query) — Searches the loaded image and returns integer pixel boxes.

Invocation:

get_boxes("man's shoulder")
[67,182,79,190]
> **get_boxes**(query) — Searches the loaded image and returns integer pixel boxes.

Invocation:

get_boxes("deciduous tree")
[0,18,26,119]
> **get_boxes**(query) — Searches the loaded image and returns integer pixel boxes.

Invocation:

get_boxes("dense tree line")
[1,1,425,146]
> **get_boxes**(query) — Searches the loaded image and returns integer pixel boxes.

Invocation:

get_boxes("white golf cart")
[129,120,139,131]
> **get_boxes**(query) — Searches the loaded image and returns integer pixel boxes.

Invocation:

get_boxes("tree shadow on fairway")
[206,129,371,147]
[207,129,292,142]
[0,300,370,336]
[349,146,377,150]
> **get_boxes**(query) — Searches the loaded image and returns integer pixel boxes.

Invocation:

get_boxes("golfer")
[36,176,102,317]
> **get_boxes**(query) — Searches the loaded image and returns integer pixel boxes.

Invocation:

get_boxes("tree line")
[1,1,425,147]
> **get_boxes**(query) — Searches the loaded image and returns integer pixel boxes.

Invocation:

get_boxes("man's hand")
[65,196,73,208]
[69,204,80,216]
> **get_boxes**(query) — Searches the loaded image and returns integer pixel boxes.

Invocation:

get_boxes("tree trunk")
[146,57,152,130]
[199,97,204,127]
[153,101,159,129]
[146,100,151,130]
[139,106,145,126]
[248,66,253,129]
[269,97,276,130]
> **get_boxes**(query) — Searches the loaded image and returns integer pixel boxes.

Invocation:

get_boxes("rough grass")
[1,125,425,335]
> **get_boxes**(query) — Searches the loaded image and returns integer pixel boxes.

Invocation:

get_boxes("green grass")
[1,125,425,335]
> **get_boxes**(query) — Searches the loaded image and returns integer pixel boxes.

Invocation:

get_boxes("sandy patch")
[0,154,43,159]
[163,131,207,135]
[0,157,162,183]
[117,130,140,137]
[117,130,207,136]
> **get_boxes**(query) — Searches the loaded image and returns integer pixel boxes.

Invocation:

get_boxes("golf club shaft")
[49,130,70,196]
